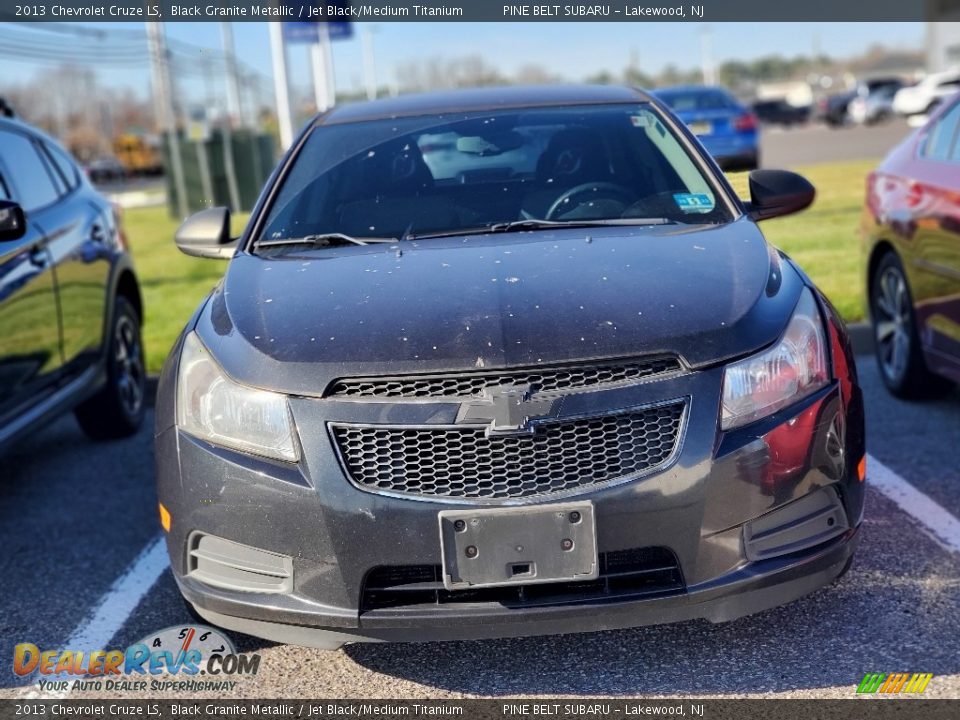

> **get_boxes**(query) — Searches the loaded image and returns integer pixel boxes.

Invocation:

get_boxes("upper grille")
[331,401,685,501]
[326,356,681,399]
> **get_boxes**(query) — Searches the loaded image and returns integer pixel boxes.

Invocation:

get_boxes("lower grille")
[331,401,686,501]
[361,547,684,612]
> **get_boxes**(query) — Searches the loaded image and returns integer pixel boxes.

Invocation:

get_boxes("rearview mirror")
[174,207,236,259]
[0,200,26,242]
[746,169,815,222]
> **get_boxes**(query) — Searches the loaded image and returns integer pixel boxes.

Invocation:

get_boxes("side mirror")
[746,169,815,222]
[0,200,26,242]
[174,207,236,259]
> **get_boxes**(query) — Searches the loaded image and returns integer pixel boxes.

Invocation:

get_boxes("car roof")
[318,84,653,125]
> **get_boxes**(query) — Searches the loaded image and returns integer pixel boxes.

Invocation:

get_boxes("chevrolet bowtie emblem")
[455,383,563,435]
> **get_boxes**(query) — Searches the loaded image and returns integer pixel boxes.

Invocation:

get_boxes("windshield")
[256,103,732,246]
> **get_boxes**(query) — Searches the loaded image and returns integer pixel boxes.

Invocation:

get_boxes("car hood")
[196,219,804,397]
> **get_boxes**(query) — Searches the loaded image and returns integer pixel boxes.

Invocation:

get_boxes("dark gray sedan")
[155,85,865,649]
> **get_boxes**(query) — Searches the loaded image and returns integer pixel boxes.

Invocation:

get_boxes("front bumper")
[183,527,857,648]
[156,346,866,648]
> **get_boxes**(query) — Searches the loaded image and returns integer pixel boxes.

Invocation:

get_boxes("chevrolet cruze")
[156,86,865,649]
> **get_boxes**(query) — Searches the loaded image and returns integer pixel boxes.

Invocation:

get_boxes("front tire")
[75,296,147,440]
[870,253,952,399]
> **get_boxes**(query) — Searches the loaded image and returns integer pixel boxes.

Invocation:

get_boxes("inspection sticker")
[673,193,715,213]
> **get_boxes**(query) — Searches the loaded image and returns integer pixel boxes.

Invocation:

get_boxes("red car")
[863,93,960,397]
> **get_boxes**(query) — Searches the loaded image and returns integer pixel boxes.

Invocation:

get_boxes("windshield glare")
[258,103,731,245]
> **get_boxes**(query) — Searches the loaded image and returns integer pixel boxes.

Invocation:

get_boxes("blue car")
[654,85,760,170]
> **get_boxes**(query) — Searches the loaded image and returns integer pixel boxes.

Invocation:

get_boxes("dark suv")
[0,116,145,451]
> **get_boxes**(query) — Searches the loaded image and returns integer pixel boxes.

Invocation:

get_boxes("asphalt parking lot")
[2,352,958,700]
[762,118,913,167]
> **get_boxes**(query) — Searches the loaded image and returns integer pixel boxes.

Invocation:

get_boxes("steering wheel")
[545,182,635,220]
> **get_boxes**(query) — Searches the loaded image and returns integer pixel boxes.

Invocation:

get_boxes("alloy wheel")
[114,314,145,417]
[874,266,911,383]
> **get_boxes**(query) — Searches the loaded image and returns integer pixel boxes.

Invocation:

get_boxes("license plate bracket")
[438,502,597,590]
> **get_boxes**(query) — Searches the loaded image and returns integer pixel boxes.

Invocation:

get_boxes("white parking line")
[21,534,168,698]
[868,453,960,554]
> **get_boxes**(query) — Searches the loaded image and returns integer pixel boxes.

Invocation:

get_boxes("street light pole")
[219,21,243,212]
[221,22,243,128]
[362,25,378,101]
[700,26,716,86]
[147,21,188,218]
[269,21,294,150]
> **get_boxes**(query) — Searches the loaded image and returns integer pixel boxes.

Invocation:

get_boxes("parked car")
[893,68,960,117]
[752,99,810,128]
[157,85,864,650]
[820,78,905,127]
[863,93,960,397]
[848,84,900,125]
[654,85,759,169]
[0,116,145,452]
[84,155,126,185]
[817,91,857,127]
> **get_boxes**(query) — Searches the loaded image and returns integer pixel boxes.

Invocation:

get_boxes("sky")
[1,21,926,103]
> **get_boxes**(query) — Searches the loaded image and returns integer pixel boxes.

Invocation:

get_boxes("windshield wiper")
[488,218,674,232]
[254,233,398,250]
[407,217,673,240]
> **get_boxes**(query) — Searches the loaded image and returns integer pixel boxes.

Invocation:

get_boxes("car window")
[0,129,60,211]
[258,103,731,245]
[923,101,960,162]
[37,146,66,196]
[42,142,81,192]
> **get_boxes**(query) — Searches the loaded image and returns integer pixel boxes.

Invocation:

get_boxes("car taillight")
[734,113,757,131]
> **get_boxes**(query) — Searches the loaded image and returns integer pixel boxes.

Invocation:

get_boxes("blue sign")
[283,21,353,43]
[282,1,353,42]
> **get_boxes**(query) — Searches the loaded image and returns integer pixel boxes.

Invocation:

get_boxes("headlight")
[721,288,829,430]
[176,332,299,462]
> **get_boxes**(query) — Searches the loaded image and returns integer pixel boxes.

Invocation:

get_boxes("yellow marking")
[159,502,171,532]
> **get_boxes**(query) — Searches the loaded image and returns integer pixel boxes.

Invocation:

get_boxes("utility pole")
[221,22,244,127]
[310,40,330,112]
[362,25,378,101]
[269,21,294,150]
[310,23,337,112]
[700,26,716,86]
[147,21,189,218]
[323,25,336,109]
[219,21,243,213]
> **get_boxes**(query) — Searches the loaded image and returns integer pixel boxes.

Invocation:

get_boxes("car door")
[34,139,113,378]
[908,98,960,372]
[0,127,62,422]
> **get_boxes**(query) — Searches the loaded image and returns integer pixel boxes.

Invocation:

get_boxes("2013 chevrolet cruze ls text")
[156,86,865,649]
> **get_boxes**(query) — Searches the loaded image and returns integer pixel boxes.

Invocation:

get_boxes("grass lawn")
[726,159,874,325]
[125,158,875,374]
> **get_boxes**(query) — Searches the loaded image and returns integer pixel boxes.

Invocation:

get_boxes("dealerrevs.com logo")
[13,625,260,694]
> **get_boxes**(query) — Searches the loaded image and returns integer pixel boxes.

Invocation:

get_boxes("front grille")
[331,401,685,500]
[327,356,681,399]
[361,547,684,612]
